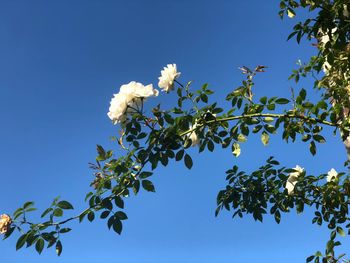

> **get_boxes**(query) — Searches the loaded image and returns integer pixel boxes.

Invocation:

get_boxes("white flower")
[158,64,181,92]
[107,93,129,124]
[327,168,338,182]
[120,81,159,98]
[285,165,304,195]
[107,81,159,124]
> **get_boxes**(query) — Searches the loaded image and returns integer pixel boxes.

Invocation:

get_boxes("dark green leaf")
[53,208,63,217]
[184,154,193,169]
[275,98,290,104]
[114,196,124,209]
[35,238,44,254]
[100,210,110,219]
[59,228,72,234]
[115,211,128,220]
[55,240,62,256]
[16,234,27,250]
[3,226,15,240]
[23,202,34,210]
[142,180,155,192]
[176,149,184,161]
[57,201,74,210]
[306,255,315,262]
[112,219,122,235]
[87,211,95,222]
[139,171,153,179]
[309,141,316,156]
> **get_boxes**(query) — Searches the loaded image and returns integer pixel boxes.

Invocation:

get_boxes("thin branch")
[179,112,344,137]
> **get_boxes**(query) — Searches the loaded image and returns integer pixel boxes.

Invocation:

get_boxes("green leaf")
[207,140,214,152]
[96,145,107,161]
[13,208,24,220]
[112,219,122,235]
[176,149,184,161]
[57,201,74,210]
[309,141,316,156]
[313,135,326,143]
[306,255,315,262]
[133,180,140,195]
[115,211,128,221]
[275,98,290,104]
[274,210,281,224]
[299,88,306,100]
[100,210,110,219]
[25,207,37,212]
[16,234,27,250]
[142,180,156,192]
[53,208,63,217]
[114,196,124,209]
[59,228,72,234]
[35,238,44,254]
[260,96,267,104]
[261,132,269,146]
[87,211,95,222]
[23,201,34,210]
[139,171,153,179]
[55,240,62,256]
[315,251,322,257]
[337,226,346,237]
[267,104,275,110]
[79,210,88,223]
[107,215,115,229]
[3,226,15,240]
[184,154,193,169]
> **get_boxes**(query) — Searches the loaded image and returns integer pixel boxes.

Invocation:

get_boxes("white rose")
[158,64,181,92]
[107,81,159,124]
[107,93,129,124]
[327,168,338,182]
[285,165,304,195]
[120,81,159,98]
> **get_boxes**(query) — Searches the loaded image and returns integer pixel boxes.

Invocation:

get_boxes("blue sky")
[0,0,347,262]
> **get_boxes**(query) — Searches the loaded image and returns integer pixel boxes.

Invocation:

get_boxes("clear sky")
[0,0,348,262]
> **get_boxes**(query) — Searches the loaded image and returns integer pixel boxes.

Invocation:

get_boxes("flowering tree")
[2,1,350,262]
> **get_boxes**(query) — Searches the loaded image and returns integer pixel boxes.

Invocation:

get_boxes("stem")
[174,79,184,88]
[179,112,343,137]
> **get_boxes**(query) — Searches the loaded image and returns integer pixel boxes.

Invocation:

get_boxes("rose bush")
[2,1,350,262]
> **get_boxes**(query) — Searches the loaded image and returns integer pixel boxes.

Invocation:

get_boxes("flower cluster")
[158,64,181,93]
[0,214,12,235]
[107,81,159,124]
[285,165,304,195]
[108,64,181,124]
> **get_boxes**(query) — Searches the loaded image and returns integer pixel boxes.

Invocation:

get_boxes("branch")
[179,112,343,137]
